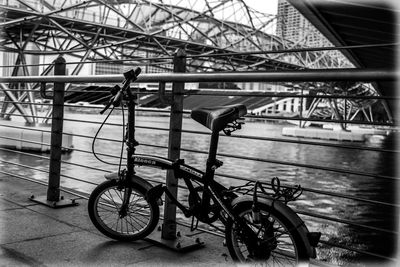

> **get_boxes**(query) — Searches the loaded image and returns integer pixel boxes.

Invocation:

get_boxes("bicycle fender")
[104,172,162,205]
[231,195,316,258]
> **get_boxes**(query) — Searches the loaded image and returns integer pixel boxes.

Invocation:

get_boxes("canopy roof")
[288,0,398,112]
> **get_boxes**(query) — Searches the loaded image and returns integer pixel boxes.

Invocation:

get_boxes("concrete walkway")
[0,175,231,266]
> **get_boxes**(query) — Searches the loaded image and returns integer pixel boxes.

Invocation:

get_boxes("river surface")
[1,112,397,265]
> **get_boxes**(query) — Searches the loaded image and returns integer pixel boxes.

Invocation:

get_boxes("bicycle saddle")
[191,104,247,132]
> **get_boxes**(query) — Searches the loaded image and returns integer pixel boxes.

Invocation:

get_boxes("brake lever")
[113,89,123,107]
[111,84,121,96]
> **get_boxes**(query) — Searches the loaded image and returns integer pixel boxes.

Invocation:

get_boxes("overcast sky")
[245,0,278,15]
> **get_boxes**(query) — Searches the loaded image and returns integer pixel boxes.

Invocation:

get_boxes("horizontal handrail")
[1,88,398,100]
[0,68,396,83]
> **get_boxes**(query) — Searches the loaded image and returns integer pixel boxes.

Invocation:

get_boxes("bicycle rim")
[92,183,155,240]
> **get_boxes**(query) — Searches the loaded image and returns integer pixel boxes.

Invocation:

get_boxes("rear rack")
[227,177,303,203]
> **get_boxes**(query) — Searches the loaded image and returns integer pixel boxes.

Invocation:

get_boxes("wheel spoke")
[89,181,158,241]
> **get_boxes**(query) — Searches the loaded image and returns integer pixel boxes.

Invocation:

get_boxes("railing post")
[47,56,66,202]
[30,56,77,208]
[162,49,186,240]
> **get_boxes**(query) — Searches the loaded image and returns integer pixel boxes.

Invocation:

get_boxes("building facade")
[276,0,330,47]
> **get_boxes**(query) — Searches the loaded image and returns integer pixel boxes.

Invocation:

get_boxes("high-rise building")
[276,0,351,68]
[276,0,330,47]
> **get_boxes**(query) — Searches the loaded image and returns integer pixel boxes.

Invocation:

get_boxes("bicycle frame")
[132,153,235,221]
[116,81,237,224]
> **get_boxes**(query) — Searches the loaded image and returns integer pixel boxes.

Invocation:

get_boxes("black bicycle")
[88,68,320,265]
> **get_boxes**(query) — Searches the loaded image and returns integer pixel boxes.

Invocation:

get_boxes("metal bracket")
[158,82,173,105]
[29,195,79,209]
[145,225,205,252]
[40,82,53,99]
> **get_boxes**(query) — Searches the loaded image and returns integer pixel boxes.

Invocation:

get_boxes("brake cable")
[91,105,120,166]
[118,102,126,175]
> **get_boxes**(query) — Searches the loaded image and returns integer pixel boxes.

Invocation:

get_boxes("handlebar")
[100,67,141,114]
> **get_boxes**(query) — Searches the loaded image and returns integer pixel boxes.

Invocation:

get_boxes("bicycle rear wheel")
[88,179,159,241]
[225,200,309,265]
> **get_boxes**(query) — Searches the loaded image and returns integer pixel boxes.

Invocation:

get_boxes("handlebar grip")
[123,67,142,81]
[134,67,141,77]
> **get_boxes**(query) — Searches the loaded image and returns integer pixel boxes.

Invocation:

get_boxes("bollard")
[162,49,186,240]
[30,56,78,208]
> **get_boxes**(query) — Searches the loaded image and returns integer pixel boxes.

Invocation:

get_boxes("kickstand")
[190,215,199,231]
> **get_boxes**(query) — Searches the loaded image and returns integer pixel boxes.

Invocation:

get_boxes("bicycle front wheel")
[225,200,309,265]
[88,179,159,241]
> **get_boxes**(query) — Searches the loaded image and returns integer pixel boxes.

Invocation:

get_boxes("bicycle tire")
[88,179,159,241]
[225,200,309,265]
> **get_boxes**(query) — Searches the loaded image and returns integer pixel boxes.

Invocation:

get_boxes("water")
[0,112,397,265]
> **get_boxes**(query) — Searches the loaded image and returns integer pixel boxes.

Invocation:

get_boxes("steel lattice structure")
[0,0,352,71]
[0,0,389,125]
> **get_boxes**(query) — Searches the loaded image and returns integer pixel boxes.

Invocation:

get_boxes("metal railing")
[0,52,398,264]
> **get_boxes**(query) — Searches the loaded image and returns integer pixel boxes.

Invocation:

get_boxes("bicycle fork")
[119,186,132,218]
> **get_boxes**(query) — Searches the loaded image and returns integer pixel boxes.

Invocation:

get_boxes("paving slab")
[0,175,46,206]
[0,245,43,267]
[0,198,22,211]
[0,174,234,266]
[2,224,230,266]
[2,232,150,266]
[0,207,80,245]
[28,198,98,234]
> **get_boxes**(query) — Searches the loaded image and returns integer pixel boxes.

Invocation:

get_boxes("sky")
[244,0,279,15]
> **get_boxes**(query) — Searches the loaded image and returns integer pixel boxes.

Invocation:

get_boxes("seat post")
[207,130,220,166]
[200,130,219,217]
